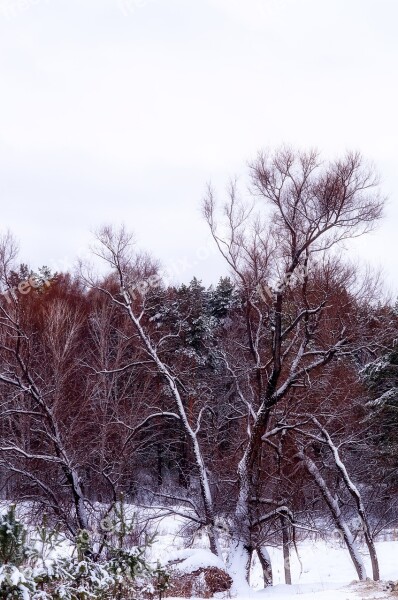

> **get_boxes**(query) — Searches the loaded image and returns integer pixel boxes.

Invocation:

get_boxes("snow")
[147,511,398,600]
[368,388,398,407]
[164,548,225,574]
[2,503,397,600]
[252,540,396,591]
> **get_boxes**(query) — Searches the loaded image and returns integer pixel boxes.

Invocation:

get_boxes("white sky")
[0,0,397,292]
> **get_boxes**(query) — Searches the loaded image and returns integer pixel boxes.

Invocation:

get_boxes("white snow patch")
[164,548,226,574]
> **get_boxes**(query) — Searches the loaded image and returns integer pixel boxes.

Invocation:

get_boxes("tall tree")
[203,147,384,583]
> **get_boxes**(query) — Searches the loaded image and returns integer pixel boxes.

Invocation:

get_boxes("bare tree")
[86,227,223,557]
[202,147,384,583]
[0,239,94,536]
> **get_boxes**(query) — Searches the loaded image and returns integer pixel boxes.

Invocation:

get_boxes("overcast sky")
[0,0,397,291]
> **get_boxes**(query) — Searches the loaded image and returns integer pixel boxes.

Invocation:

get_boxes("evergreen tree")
[0,505,28,566]
[363,307,398,460]
[209,276,236,320]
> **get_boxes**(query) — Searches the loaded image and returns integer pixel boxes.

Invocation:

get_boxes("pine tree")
[0,506,34,600]
[0,505,28,567]
[209,276,236,320]
[364,312,398,460]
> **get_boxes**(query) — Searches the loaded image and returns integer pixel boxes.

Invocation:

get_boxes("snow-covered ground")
[247,541,398,599]
[2,503,397,600]
[148,513,398,600]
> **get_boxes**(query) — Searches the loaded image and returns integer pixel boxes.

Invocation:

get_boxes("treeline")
[0,148,397,587]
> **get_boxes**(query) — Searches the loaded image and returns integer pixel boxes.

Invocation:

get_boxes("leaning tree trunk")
[313,419,380,581]
[299,450,367,581]
[257,546,273,586]
[67,466,90,532]
[123,292,222,559]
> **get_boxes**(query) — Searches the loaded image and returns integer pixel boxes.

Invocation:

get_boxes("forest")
[0,148,397,598]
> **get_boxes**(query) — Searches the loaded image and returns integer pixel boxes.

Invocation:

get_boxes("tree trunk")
[313,418,380,581]
[227,455,254,589]
[368,540,380,582]
[123,296,222,559]
[227,541,253,594]
[257,546,273,586]
[280,515,292,584]
[69,467,90,532]
[299,450,367,581]
[157,443,163,487]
